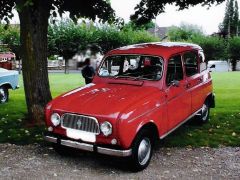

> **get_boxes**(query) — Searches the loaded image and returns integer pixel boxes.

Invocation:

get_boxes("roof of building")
[148,26,170,39]
[0,52,16,59]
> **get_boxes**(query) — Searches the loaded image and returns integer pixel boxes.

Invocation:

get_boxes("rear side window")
[183,52,198,76]
[166,55,183,85]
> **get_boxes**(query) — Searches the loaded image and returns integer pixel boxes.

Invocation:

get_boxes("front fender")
[0,73,19,90]
[117,104,164,149]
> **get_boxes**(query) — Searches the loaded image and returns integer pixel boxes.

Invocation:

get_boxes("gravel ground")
[0,143,239,180]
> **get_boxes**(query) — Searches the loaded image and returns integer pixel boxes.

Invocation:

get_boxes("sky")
[9,0,240,35]
[111,0,240,35]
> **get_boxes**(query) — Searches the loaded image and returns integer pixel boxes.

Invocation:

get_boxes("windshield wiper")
[134,73,162,80]
[114,72,140,79]
[114,72,161,81]
[114,75,137,80]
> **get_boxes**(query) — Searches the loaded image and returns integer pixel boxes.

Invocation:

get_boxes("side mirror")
[171,80,180,87]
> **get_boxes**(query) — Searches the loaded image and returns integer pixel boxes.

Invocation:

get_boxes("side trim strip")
[160,108,201,139]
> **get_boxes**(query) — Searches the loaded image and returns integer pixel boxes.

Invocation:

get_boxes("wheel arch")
[134,121,159,144]
[0,83,13,89]
[205,93,215,108]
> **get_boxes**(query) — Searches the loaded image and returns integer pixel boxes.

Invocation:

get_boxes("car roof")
[107,42,202,59]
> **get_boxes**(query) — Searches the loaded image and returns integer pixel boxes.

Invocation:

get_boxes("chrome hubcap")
[202,104,208,121]
[138,138,151,165]
[0,88,7,103]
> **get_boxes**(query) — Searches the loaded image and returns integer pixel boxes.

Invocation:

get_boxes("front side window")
[99,55,164,81]
[183,51,198,76]
[166,55,184,85]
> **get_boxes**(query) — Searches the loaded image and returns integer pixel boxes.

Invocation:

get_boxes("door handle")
[198,77,203,83]
[185,83,191,89]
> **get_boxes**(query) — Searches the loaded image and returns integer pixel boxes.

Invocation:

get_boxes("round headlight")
[51,113,61,126]
[100,121,112,136]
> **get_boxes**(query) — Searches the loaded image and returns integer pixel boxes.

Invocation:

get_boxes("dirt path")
[0,144,239,180]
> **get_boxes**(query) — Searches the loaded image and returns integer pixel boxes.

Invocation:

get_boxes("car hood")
[51,83,160,119]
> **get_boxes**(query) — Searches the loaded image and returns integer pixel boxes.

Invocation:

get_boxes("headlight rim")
[50,113,61,127]
[100,121,112,136]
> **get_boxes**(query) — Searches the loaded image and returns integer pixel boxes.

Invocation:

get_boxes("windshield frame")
[97,54,164,81]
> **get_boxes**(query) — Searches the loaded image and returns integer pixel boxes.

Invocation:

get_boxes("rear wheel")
[0,86,9,103]
[128,129,154,171]
[196,101,210,124]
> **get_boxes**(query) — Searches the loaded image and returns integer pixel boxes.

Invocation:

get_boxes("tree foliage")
[48,20,159,57]
[219,0,240,36]
[228,36,240,70]
[0,24,20,58]
[131,0,226,26]
[0,0,115,24]
[168,23,204,41]
[168,23,228,61]
[191,36,227,61]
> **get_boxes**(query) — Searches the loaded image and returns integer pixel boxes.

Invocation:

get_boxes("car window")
[99,55,164,81]
[183,51,198,76]
[166,55,183,85]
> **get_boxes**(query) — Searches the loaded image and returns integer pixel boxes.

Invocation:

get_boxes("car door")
[165,54,192,130]
[183,51,204,113]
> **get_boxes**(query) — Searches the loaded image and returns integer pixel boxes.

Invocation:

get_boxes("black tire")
[196,101,210,124]
[128,129,154,171]
[0,86,9,104]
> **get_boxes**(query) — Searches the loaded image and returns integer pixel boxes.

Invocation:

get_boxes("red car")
[44,42,215,171]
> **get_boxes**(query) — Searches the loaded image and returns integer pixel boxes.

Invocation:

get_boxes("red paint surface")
[45,42,213,149]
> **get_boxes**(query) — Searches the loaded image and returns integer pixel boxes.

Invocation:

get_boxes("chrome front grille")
[61,113,100,134]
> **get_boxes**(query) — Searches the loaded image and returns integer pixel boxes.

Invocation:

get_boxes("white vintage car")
[0,68,19,103]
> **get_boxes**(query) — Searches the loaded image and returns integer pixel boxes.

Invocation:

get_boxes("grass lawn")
[0,72,240,147]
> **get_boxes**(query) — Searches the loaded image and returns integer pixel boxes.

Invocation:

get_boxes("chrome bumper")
[44,135,132,157]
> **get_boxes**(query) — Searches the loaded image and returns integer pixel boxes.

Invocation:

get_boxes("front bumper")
[44,134,132,157]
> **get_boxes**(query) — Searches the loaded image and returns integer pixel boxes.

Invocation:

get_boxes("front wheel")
[0,86,9,104]
[128,129,154,171]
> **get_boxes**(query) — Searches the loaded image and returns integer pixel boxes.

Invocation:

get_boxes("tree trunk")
[18,59,21,74]
[18,0,52,124]
[64,59,69,74]
[231,59,237,71]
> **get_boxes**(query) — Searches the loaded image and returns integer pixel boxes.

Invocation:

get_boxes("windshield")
[98,55,164,81]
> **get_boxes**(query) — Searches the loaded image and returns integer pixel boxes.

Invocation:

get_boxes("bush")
[168,23,204,41]
[190,35,228,61]
[48,21,159,57]
[0,25,20,58]
[228,37,240,71]
[167,23,228,61]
